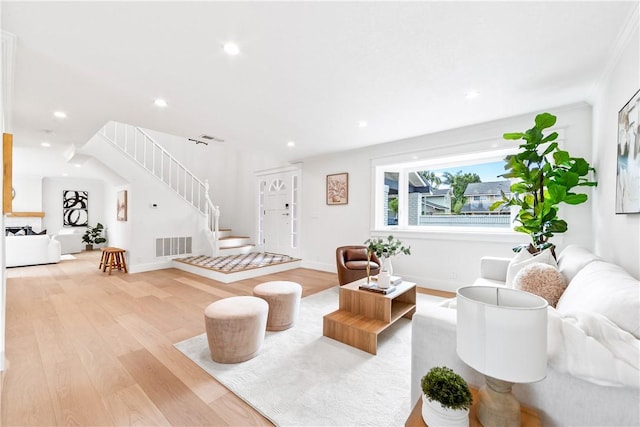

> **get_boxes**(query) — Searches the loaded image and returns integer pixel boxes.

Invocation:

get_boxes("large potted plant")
[82,222,106,250]
[490,112,597,254]
[421,366,473,427]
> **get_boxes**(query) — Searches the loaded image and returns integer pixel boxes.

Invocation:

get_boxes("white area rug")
[174,287,445,426]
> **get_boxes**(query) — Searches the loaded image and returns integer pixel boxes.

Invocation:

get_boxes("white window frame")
[369,130,566,241]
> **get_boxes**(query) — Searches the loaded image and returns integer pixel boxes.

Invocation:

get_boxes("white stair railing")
[99,121,220,253]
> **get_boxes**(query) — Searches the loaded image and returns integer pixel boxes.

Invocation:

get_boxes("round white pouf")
[204,296,268,363]
[253,281,302,331]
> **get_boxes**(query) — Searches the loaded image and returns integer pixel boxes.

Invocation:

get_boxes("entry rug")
[175,252,299,274]
[174,287,445,426]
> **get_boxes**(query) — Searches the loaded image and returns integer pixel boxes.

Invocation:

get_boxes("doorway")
[257,168,300,257]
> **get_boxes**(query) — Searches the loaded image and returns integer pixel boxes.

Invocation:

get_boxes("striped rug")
[175,252,299,274]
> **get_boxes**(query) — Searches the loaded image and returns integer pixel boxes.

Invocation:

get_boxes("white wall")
[11,175,41,211]
[42,177,106,238]
[300,103,595,291]
[591,16,640,279]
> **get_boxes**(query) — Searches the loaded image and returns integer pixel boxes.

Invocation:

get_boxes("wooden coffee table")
[322,278,416,354]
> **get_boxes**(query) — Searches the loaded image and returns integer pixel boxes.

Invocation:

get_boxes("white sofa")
[5,235,61,267]
[53,228,84,254]
[411,245,639,426]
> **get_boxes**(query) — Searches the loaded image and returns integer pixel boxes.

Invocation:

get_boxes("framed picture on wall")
[616,88,640,214]
[117,190,127,221]
[62,190,88,227]
[326,173,348,205]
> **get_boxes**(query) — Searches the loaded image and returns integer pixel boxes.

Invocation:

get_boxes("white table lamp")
[456,286,548,427]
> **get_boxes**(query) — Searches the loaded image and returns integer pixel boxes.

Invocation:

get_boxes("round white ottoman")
[253,281,302,331]
[204,296,268,363]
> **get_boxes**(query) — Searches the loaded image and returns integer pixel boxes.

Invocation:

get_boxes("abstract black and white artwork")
[63,190,89,227]
[616,88,640,214]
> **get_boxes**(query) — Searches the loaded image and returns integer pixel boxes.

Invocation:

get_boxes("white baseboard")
[128,260,173,273]
[300,260,335,273]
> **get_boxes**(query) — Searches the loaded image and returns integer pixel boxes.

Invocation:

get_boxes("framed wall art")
[326,173,348,205]
[62,190,88,227]
[117,190,128,221]
[616,88,640,214]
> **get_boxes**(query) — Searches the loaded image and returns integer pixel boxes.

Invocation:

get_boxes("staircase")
[97,121,253,256]
[217,229,254,256]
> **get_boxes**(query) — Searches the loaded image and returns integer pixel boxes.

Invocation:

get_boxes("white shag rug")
[174,287,445,427]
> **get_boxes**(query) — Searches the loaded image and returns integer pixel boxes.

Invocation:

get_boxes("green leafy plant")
[364,235,411,259]
[490,112,597,252]
[421,366,473,411]
[82,222,107,246]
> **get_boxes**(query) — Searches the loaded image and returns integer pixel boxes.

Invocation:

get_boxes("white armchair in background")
[53,228,84,254]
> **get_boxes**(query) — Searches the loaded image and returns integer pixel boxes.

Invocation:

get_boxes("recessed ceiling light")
[287,141,295,147]
[154,98,168,107]
[412,156,419,160]
[223,42,240,56]
[465,91,480,100]
[41,142,51,148]
[53,111,67,119]
[358,121,368,128]
[62,173,68,177]
[73,164,82,168]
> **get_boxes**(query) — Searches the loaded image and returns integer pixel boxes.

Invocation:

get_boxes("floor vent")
[156,237,192,257]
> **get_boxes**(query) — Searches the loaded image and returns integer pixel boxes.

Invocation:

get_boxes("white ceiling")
[2,1,637,166]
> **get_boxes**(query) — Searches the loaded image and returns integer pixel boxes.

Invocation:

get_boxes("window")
[374,149,516,230]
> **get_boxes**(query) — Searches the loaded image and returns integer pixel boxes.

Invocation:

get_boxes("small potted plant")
[82,222,106,250]
[421,366,473,427]
[364,235,410,281]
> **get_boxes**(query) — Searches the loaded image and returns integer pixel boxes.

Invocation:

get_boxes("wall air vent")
[155,236,192,257]
[199,134,225,142]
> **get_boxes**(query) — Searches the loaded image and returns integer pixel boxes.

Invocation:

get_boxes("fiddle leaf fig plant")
[490,112,597,252]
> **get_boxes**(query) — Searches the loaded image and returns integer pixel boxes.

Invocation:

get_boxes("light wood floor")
[1,250,338,426]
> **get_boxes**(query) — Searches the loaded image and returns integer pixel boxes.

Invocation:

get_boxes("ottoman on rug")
[204,296,268,363]
[253,281,302,331]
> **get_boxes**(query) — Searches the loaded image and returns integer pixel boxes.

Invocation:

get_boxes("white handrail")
[99,121,220,253]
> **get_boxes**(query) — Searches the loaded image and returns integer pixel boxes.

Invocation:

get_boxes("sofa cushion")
[506,248,557,287]
[557,245,602,285]
[344,260,377,270]
[345,248,368,262]
[513,262,567,307]
[556,260,640,339]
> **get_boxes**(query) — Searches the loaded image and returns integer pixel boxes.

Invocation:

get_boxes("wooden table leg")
[119,251,128,273]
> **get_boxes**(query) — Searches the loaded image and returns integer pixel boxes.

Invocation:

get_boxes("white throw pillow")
[505,248,557,288]
[556,261,640,339]
[557,245,602,285]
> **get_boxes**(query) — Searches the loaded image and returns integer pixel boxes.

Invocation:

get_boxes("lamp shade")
[456,286,548,383]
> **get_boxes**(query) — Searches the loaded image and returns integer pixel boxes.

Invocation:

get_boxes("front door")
[259,169,300,257]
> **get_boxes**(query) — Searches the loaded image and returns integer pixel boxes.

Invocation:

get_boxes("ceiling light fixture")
[223,42,240,56]
[74,164,82,168]
[154,98,168,107]
[41,142,51,147]
[62,173,69,177]
[465,91,480,100]
[358,121,368,128]
[287,141,295,147]
[53,111,67,119]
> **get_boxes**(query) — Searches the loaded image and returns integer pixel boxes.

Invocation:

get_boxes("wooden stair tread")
[218,236,250,240]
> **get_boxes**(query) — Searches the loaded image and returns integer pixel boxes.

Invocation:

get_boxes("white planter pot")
[422,394,469,427]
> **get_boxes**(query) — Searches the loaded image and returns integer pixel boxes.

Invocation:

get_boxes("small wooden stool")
[100,247,128,275]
